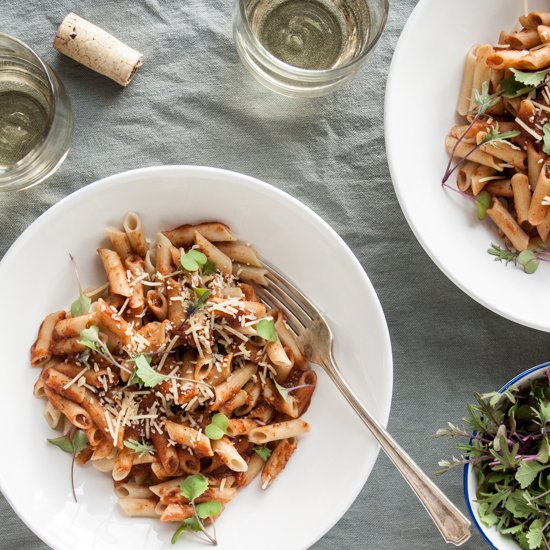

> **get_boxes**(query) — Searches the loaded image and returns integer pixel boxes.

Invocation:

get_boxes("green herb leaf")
[133,354,167,388]
[257,319,277,342]
[511,68,550,87]
[501,524,525,535]
[477,501,499,527]
[505,490,535,519]
[476,191,492,220]
[124,438,155,458]
[253,446,271,461]
[47,434,74,454]
[526,518,544,549]
[472,81,501,115]
[79,325,100,350]
[71,294,91,317]
[192,287,210,299]
[183,516,201,531]
[501,76,533,98]
[195,500,222,519]
[543,123,550,155]
[72,430,88,456]
[171,523,188,544]
[202,260,217,275]
[205,413,229,440]
[180,250,208,272]
[180,474,208,501]
[515,461,548,489]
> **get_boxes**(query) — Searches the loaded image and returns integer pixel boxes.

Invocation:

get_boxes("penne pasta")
[163,222,236,248]
[123,212,149,257]
[248,419,310,444]
[31,310,65,366]
[194,231,232,276]
[97,248,133,298]
[486,199,530,251]
[261,438,298,489]
[212,436,248,472]
[106,228,133,261]
[528,162,550,226]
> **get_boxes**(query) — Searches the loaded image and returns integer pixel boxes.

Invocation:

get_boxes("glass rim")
[0,32,58,170]
[236,0,389,77]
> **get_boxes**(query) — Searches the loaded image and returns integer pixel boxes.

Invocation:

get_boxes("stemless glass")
[233,0,388,97]
[0,33,73,192]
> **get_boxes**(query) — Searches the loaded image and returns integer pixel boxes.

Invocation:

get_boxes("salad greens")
[437,374,550,549]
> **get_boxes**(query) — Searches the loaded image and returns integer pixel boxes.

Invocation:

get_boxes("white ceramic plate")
[386,0,550,332]
[0,166,393,550]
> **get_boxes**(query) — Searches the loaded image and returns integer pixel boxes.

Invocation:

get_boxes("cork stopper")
[53,13,143,87]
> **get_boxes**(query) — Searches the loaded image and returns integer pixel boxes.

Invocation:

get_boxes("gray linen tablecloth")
[2,1,547,548]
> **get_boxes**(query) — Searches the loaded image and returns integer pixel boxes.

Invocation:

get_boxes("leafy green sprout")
[48,428,88,503]
[204,413,229,440]
[79,326,133,374]
[171,474,222,545]
[180,249,208,272]
[256,319,277,342]
[253,446,271,461]
[187,287,212,317]
[487,244,544,275]
[124,439,155,458]
[69,253,92,317]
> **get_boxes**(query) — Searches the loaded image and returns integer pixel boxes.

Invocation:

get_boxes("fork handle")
[324,364,471,546]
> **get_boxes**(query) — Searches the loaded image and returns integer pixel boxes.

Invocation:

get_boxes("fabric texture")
[1,1,545,548]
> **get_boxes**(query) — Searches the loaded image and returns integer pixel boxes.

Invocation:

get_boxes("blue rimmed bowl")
[464,362,550,549]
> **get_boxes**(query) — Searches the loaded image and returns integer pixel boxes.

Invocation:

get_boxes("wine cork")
[53,13,143,87]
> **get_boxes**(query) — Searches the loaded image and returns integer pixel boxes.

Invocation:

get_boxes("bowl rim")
[0,164,394,550]
[463,361,550,549]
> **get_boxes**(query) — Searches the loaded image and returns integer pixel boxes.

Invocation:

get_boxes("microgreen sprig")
[124,438,155,458]
[257,319,277,342]
[253,445,271,461]
[48,427,88,503]
[204,413,229,440]
[180,250,208,272]
[442,82,519,185]
[69,253,92,317]
[187,287,211,317]
[273,380,312,402]
[171,474,221,545]
[487,244,550,274]
[79,326,133,374]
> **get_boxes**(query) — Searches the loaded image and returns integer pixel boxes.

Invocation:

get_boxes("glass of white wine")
[0,33,73,192]
[233,0,388,97]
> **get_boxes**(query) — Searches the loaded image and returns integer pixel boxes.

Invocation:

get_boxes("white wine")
[250,0,371,70]
[0,60,49,169]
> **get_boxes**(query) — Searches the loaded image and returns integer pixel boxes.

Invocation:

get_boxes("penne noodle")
[234,380,261,416]
[528,162,550,226]
[212,362,257,411]
[106,228,133,261]
[146,289,169,321]
[520,12,550,29]
[263,379,299,418]
[118,497,158,517]
[226,418,258,437]
[501,28,541,49]
[219,390,248,416]
[215,242,262,267]
[485,179,513,198]
[92,456,116,472]
[445,136,503,171]
[232,263,269,286]
[487,45,550,70]
[539,25,550,44]
[511,173,532,225]
[456,160,479,192]
[53,312,97,339]
[275,312,307,369]
[160,503,195,522]
[194,231,232,276]
[471,165,497,196]
[527,143,545,190]
[125,255,145,311]
[113,447,135,481]
[486,199,530,251]
[177,448,201,474]
[457,45,478,116]
[97,298,134,347]
[537,209,550,242]
[266,338,293,382]
[240,453,265,487]
[248,419,310,444]
[477,132,526,170]
[261,437,298,489]
[97,248,132,298]
[212,436,248,472]
[43,399,63,429]
[115,483,153,499]
[50,337,85,355]
[31,310,65,365]
[164,421,213,457]
[91,436,114,461]
[151,431,180,476]
[469,44,494,114]
[155,232,174,275]
[163,222,236,248]
[165,277,185,329]
[44,386,92,430]
[123,212,148,257]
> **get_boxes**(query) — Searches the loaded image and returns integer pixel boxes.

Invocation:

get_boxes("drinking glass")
[0,33,73,192]
[233,0,389,97]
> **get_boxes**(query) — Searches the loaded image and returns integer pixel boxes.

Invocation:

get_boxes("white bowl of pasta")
[386,0,550,331]
[0,166,392,550]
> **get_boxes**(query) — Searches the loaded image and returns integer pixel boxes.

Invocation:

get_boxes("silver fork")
[256,260,471,547]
